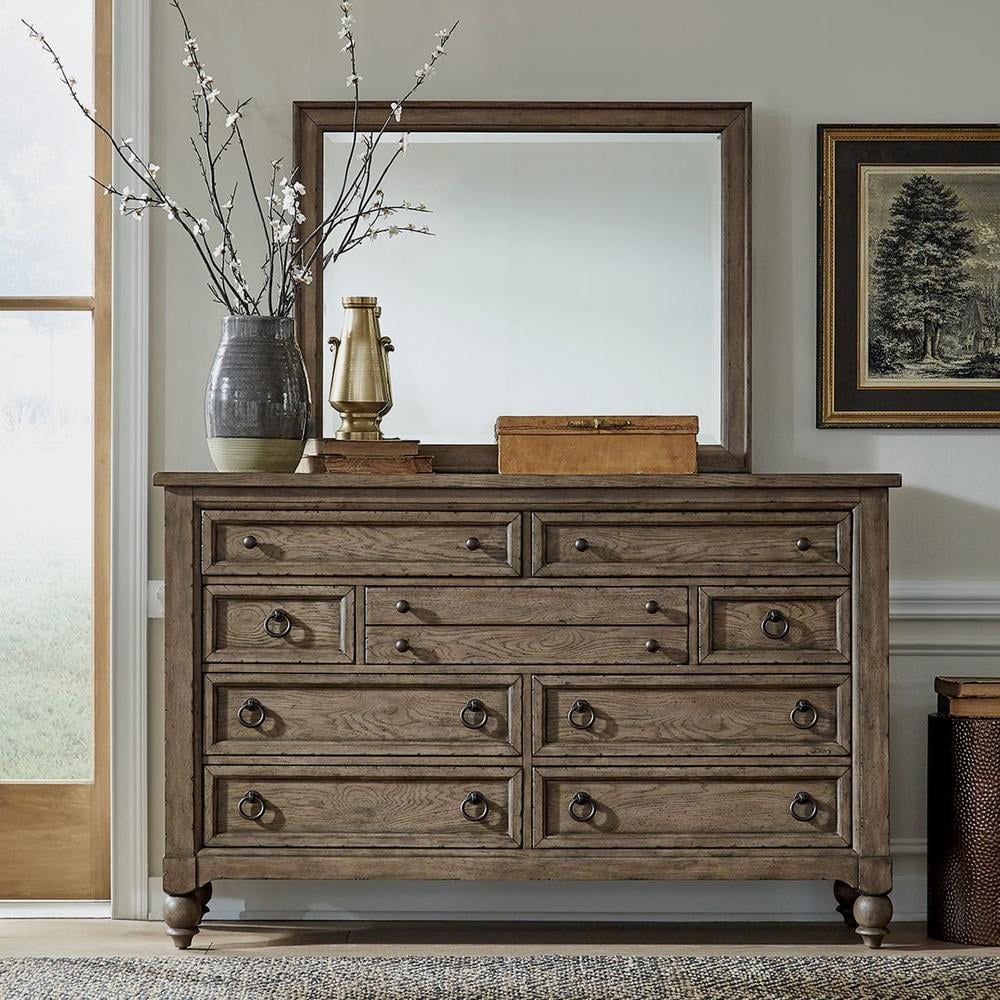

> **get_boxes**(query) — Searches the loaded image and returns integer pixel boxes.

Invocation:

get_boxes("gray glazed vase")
[204,316,310,472]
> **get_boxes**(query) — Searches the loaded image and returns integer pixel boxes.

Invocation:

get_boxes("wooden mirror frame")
[294,101,751,472]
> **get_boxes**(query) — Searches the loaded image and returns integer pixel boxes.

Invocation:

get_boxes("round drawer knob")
[263,608,292,638]
[236,697,266,729]
[796,537,811,551]
[461,790,489,821]
[568,791,597,822]
[459,698,488,730]
[241,535,258,549]
[789,699,819,730]
[465,537,480,551]
[395,599,411,614]
[644,600,660,614]
[760,609,790,639]
[394,638,410,654]
[789,791,818,822]
[237,789,266,821]
[574,538,589,552]
[645,639,660,653]
[567,699,595,730]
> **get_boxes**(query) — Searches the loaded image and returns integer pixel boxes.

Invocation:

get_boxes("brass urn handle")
[789,791,818,822]
[460,698,488,730]
[760,609,790,639]
[461,790,489,822]
[263,608,292,638]
[237,789,266,821]
[568,791,597,822]
[327,335,340,355]
[567,699,596,730]
[237,697,266,729]
[789,699,819,730]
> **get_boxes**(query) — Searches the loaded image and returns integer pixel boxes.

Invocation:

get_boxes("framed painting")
[818,124,1000,427]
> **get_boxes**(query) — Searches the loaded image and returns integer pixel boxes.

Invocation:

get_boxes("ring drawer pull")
[394,638,411,654]
[789,791,818,822]
[237,789,266,821]
[241,534,258,549]
[789,699,819,730]
[567,699,596,730]
[645,639,660,653]
[574,537,589,552]
[568,791,597,822]
[460,698,488,730]
[237,697,266,729]
[644,600,659,614]
[461,790,489,821]
[760,609,790,639]
[395,599,410,614]
[263,608,292,638]
[465,537,480,551]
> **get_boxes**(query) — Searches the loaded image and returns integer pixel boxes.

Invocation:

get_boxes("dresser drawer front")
[531,512,851,577]
[202,510,521,577]
[532,767,850,849]
[698,586,850,664]
[204,673,521,756]
[366,586,689,626]
[533,674,850,756]
[365,625,689,666]
[203,585,354,664]
[205,766,522,848]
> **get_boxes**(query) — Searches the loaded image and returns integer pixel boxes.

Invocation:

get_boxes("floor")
[0,920,996,958]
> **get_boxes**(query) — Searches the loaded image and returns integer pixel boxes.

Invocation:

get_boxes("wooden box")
[495,415,698,475]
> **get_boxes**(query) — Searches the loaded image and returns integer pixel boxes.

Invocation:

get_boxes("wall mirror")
[295,103,751,471]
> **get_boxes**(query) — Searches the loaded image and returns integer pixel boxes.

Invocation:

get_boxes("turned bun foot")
[853,893,893,949]
[193,882,213,917]
[833,880,860,928]
[163,892,205,950]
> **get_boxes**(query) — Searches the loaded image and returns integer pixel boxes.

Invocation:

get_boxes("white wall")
[147,0,1000,918]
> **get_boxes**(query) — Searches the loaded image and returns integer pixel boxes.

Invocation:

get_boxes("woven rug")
[1,954,998,1000]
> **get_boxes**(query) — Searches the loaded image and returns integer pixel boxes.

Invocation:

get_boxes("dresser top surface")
[153,471,902,489]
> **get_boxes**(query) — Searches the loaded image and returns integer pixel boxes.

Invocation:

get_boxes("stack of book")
[297,439,433,474]
[936,677,1000,717]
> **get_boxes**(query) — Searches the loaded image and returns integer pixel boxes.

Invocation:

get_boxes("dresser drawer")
[203,585,354,664]
[532,674,850,757]
[204,765,522,848]
[532,766,850,849]
[366,586,688,626]
[204,673,521,756]
[531,512,851,577]
[698,586,850,665]
[202,510,522,577]
[365,625,688,666]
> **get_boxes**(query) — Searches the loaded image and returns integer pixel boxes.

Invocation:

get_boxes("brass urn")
[327,296,394,440]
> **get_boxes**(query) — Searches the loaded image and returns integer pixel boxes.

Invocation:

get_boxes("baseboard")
[0,901,111,919]
[146,850,928,924]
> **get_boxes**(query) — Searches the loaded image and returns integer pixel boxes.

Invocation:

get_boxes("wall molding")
[890,581,1000,621]
[110,0,151,922]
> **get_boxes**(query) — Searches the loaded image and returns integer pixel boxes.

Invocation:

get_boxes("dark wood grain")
[365,586,688,626]
[204,673,521,756]
[532,674,851,757]
[365,625,689,666]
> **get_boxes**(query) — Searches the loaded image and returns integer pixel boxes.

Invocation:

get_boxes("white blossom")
[225,111,241,128]
[293,181,306,195]
[195,218,209,234]
[435,27,452,39]
[212,243,225,259]
[291,266,313,285]
[295,211,306,224]
[346,73,362,87]
[147,162,160,177]
[399,133,409,155]
[183,37,198,51]
[205,87,220,103]
[387,225,399,238]
[182,55,194,67]
[390,101,402,123]
[417,202,427,211]
[415,63,433,80]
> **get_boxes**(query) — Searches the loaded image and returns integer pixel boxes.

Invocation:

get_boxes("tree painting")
[865,170,1000,383]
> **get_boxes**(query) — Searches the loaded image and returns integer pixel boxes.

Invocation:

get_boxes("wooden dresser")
[154,472,899,949]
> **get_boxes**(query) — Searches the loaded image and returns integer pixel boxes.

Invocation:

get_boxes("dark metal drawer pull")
[465,537,480,551]
[645,639,660,653]
[460,698,488,730]
[760,609,790,639]
[789,699,819,730]
[237,789,266,821]
[395,599,410,614]
[574,537,589,552]
[568,791,597,822]
[394,638,410,653]
[263,608,292,638]
[461,790,489,821]
[237,697,266,729]
[789,791,818,822]
[567,699,596,730]
[241,535,258,549]
[796,537,811,551]
[644,600,659,614]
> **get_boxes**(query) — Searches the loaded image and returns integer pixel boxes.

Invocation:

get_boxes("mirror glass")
[323,132,722,444]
